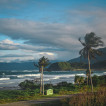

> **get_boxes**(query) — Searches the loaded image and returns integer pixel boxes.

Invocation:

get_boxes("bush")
[92,75,106,87]
[57,81,68,87]
[19,80,40,90]
[44,84,53,89]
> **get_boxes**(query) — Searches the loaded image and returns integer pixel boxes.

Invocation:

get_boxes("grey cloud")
[0,39,60,51]
[0,17,105,52]
[0,18,85,52]
[0,43,18,50]
[0,54,32,58]
[0,7,106,62]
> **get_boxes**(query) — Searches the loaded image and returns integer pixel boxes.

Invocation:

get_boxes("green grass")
[0,85,101,104]
[0,89,61,104]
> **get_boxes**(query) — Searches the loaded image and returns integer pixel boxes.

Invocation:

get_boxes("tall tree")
[38,56,49,95]
[79,32,104,92]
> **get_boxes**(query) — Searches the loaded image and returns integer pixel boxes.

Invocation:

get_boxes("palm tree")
[38,56,49,95]
[34,56,49,95]
[79,32,104,92]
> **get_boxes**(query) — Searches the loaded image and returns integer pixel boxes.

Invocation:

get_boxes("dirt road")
[0,94,75,106]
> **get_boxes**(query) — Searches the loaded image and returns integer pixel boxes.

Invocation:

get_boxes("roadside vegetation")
[0,75,105,104]
[34,87,106,106]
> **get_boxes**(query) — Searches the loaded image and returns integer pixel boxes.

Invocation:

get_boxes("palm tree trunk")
[88,51,93,92]
[40,70,42,94]
[42,66,44,95]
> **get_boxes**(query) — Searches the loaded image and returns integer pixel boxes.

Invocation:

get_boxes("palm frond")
[79,32,104,60]
[79,37,86,46]
[38,56,50,67]
[33,62,39,67]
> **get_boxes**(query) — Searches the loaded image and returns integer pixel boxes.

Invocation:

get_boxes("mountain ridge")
[68,47,106,64]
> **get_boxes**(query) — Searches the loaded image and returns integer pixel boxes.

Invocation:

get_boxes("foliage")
[70,62,87,69]
[92,75,106,87]
[0,90,40,104]
[33,87,106,106]
[18,80,40,90]
[74,75,85,84]
[69,87,106,106]
[79,32,104,59]
[38,56,50,68]
[79,32,104,92]
[48,62,72,71]
[1,75,106,104]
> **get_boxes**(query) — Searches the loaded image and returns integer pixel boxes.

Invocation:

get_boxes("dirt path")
[0,94,75,106]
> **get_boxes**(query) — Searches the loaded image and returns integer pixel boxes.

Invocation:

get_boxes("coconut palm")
[34,56,49,95]
[38,56,49,95]
[79,32,104,92]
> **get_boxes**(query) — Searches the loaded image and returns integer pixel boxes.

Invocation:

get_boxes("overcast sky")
[0,0,106,62]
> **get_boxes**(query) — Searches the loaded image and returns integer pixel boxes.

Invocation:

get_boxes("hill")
[0,62,36,71]
[68,47,106,64]
[48,62,72,71]
[92,60,106,69]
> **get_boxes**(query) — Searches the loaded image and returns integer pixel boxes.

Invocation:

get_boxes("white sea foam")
[52,71,70,72]
[0,71,105,88]
[17,74,40,78]
[0,82,14,85]
[11,70,38,72]
[76,74,85,76]
[0,78,10,80]
[43,74,76,81]
[22,70,33,72]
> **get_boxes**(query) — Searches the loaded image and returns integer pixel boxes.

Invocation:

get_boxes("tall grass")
[62,87,106,106]
[34,86,106,106]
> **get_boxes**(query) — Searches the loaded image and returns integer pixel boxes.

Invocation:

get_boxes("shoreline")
[72,69,106,71]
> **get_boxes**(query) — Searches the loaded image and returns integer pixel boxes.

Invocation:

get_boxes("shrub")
[19,80,40,90]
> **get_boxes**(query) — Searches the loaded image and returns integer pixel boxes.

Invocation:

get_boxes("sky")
[0,0,106,62]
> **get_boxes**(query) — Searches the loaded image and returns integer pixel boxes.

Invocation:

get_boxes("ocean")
[0,70,106,89]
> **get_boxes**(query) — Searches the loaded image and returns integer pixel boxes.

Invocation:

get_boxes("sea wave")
[17,74,40,78]
[76,74,85,76]
[0,82,14,85]
[11,70,39,72]
[44,74,76,81]
[0,78,10,80]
